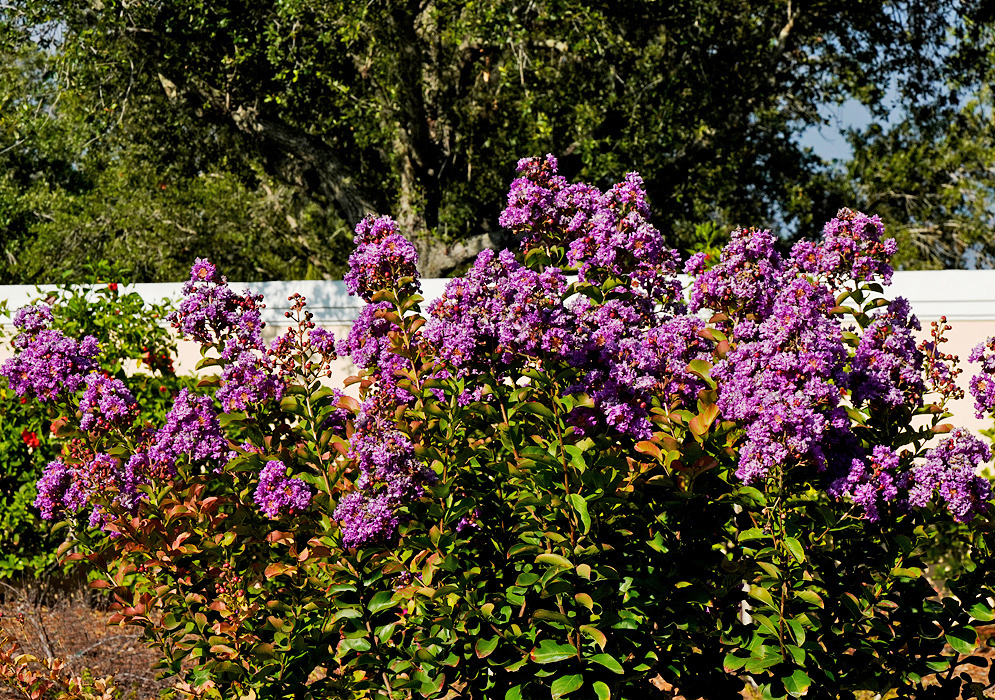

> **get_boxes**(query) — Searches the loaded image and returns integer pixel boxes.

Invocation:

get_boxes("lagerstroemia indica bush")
[12,155,995,699]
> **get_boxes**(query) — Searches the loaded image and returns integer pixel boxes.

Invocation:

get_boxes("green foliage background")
[2,1,995,279]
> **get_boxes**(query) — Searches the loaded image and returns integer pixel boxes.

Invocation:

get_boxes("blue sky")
[797,99,879,162]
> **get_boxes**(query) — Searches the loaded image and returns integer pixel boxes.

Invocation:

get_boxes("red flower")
[21,430,40,449]
[108,283,119,291]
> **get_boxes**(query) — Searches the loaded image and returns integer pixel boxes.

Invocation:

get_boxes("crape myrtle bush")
[0,263,190,580]
[11,156,995,700]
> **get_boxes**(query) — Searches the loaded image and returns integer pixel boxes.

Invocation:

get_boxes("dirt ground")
[0,581,169,700]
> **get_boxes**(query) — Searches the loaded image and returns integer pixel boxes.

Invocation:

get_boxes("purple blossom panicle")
[969,337,995,418]
[254,461,314,518]
[425,249,573,372]
[849,297,925,408]
[334,421,437,547]
[149,388,229,471]
[829,446,907,522]
[168,258,266,355]
[79,374,138,432]
[909,429,992,522]
[13,304,53,333]
[1,330,99,401]
[308,327,338,356]
[499,156,682,309]
[34,460,72,520]
[216,352,284,413]
[499,154,575,250]
[713,277,851,483]
[688,227,784,323]
[34,452,150,524]
[791,208,897,286]
[337,301,411,404]
[684,252,709,276]
[344,216,420,302]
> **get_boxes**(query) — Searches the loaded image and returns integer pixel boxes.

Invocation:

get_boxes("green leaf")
[687,359,716,388]
[724,653,748,671]
[592,681,611,700]
[516,402,555,420]
[795,590,824,608]
[475,636,499,659]
[567,494,591,533]
[739,527,770,542]
[589,653,624,674]
[749,586,777,611]
[367,591,395,615]
[783,669,812,697]
[531,640,577,664]
[947,627,978,655]
[536,553,573,569]
[783,537,805,564]
[505,685,525,700]
[970,602,995,622]
[579,625,607,650]
[551,674,584,699]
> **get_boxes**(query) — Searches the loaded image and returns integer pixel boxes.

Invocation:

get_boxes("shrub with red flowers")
[14,158,995,700]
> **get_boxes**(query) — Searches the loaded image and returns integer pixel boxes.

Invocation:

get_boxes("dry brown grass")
[0,578,168,700]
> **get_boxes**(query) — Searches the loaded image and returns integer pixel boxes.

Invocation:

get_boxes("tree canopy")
[2,0,994,281]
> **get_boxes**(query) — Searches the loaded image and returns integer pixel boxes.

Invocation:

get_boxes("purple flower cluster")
[849,298,925,408]
[424,163,702,438]
[216,351,283,413]
[337,301,412,404]
[34,451,149,525]
[79,373,138,432]
[909,430,992,522]
[253,461,314,518]
[12,304,53,333]
[688,227,783,322]
[148,388,229,472]
[790,208,897,286]
[334,419,437,548]
[1,330,99,401]
[344,216,420,302]
[830,446,907,522]
[499,155,682,307]
[167,258,266,356]
[425,249,572,368]
[713,278,851,483]
[969,337,995,418]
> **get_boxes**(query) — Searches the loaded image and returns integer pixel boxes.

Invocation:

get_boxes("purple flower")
[790,208,896,286]
[79,373,138,431]
[849,297,925,409]
[969,337,995,418]
[909,430,992,522]
[713,277,852,483]
[337,301,411,404]
[688,227,784,324]
[34,460,72,520]
[13,304,53,333]
[216,352,284,412]
[829,446,907,522]
[168,258,266,355]
[254,461,313,518]
[1,329,99,401]
[344,216,420,302]
[308,327,338,356]
[149,388,229,471]
[34,452,148,524]
[334,420,437,547]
